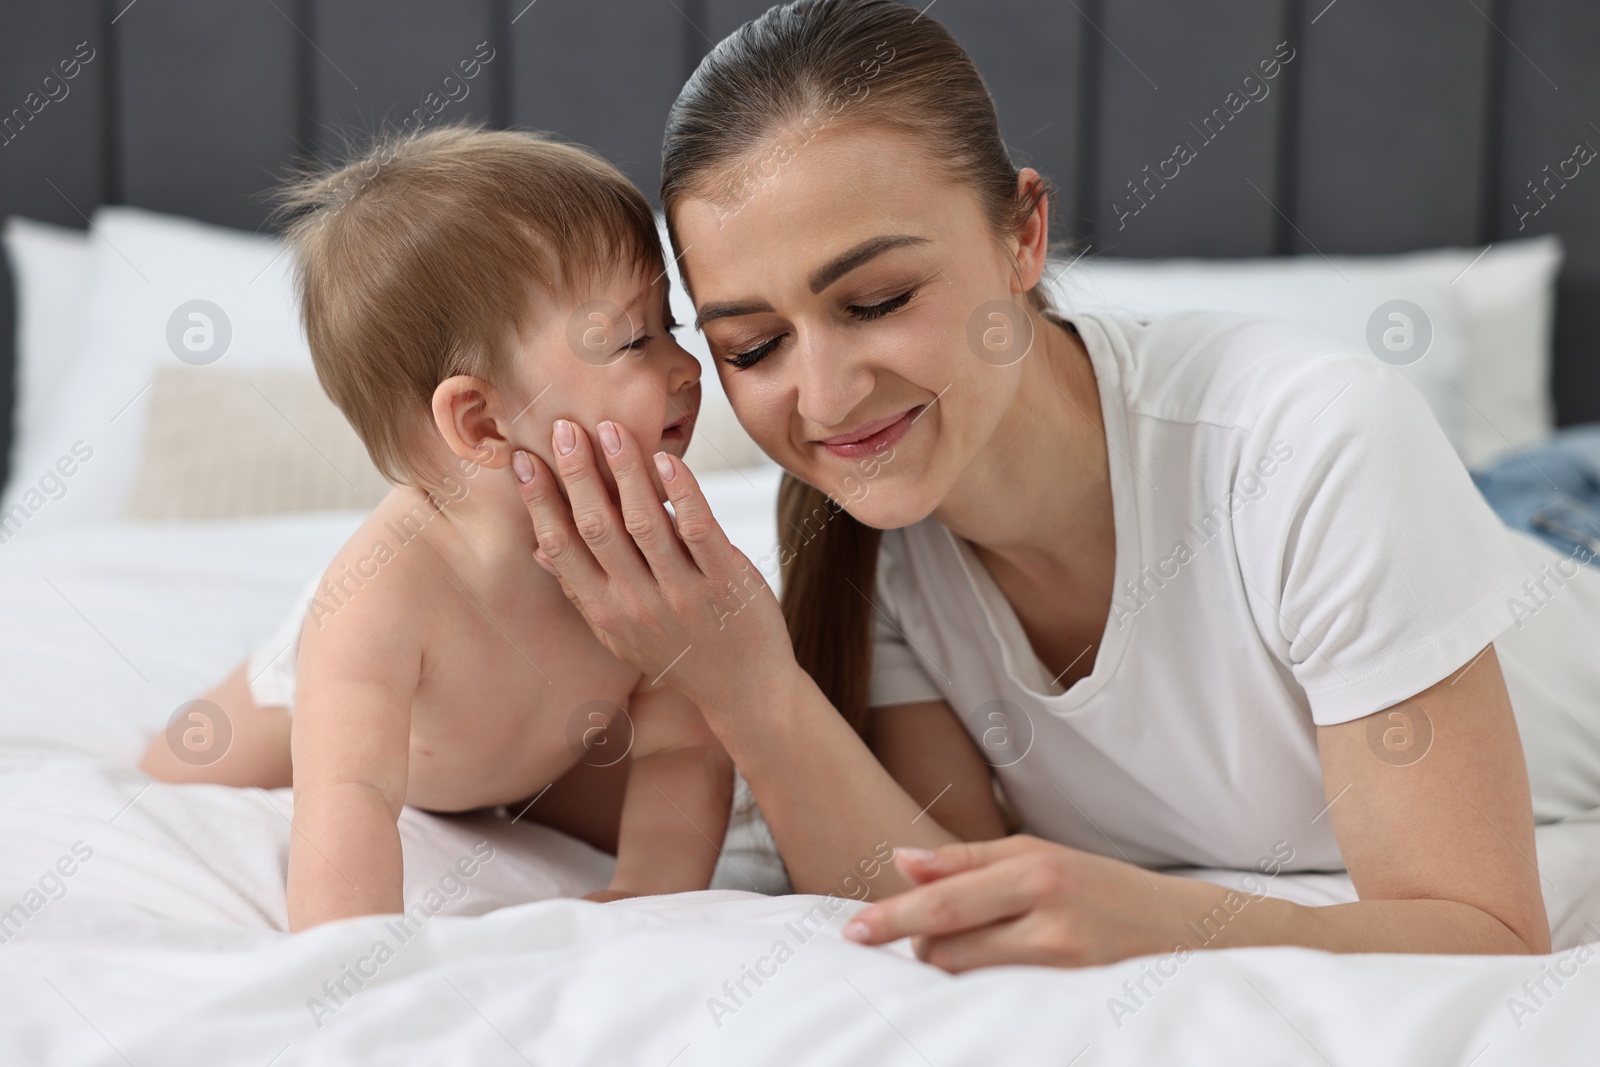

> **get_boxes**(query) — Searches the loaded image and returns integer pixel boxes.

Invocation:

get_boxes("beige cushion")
[122,367,391,520]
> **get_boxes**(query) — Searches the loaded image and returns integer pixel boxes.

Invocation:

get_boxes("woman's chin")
[834,487,937,532]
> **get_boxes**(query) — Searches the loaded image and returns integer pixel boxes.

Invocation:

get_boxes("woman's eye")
[848,288,915,321]
[724,335,782,370]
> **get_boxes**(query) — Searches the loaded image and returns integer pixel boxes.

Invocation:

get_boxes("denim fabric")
[1472,425,1600,560]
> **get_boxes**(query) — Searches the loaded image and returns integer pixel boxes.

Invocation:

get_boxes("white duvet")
[0,467,1596,1066]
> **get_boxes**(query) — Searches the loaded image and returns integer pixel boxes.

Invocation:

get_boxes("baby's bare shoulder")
[301,489,459,644]
[303,487,621,694]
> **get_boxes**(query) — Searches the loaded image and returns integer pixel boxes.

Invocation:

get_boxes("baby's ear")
[431,375,509,468]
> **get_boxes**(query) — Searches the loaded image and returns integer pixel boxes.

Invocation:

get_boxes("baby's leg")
[138,662,293,788]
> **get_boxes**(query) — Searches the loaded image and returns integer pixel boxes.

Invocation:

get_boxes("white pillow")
[1451,237,1562,464]
[1048,238,1562,466]
[1056,252,1470,447]
[2,207,314,533]
[6,204,1555,536]
[2,217,92,487]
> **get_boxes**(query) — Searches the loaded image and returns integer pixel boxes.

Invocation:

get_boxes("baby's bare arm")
[598,685,734,899]
[287,584,420,931]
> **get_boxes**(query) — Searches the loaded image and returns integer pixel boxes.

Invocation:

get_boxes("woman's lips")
[818,405,923,460]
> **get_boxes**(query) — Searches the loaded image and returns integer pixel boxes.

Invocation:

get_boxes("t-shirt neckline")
[939,312,1141,710]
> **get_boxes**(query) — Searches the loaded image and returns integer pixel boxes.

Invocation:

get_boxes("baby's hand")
[581,888,641,903]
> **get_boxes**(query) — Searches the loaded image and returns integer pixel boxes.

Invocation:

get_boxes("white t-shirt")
[870,310,1600,872]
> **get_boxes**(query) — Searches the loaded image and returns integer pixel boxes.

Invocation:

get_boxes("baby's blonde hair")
[277,123,664,485]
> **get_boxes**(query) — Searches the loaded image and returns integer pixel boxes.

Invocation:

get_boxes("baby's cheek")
[561,366,616,419]
[613,379,673,442]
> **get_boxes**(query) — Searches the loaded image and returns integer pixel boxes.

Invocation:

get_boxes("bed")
[5,0,1600,1058]
[2,493,1598,1066]
[0,203,1597,1065]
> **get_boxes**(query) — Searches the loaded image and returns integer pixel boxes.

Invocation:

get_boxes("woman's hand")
[511,419,795,713]
[511,420,967,901]
[580,889,640,903]
[842,836,1245,972]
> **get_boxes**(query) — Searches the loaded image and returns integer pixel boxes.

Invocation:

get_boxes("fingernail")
[653,451,676,482]
[554,419,576,456]
[534,548,559,576]
[896,847,936,864]
[598,420,621,456]
[843,921,871,943]
[512,450,533,484]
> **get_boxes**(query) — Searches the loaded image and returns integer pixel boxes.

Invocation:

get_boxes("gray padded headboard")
[2,0,1596,491]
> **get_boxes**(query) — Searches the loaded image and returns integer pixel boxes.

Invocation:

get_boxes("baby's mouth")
[657,381,702,456]
[659,408,696,453]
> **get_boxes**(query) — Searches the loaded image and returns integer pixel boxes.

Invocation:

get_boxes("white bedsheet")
[1,467,1598,1065]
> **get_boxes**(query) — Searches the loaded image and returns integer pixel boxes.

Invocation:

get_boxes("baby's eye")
[625,334,652,351]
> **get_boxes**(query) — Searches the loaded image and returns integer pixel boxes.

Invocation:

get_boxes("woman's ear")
[431,375,510,469]
[1010,167,1051,294]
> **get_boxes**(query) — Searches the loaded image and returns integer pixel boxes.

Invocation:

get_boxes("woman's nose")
[793,332,872,430]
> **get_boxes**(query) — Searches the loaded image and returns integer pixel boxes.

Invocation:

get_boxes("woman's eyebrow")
[694,300,774,331]
[808,234,928,294]
[694,234,931,329]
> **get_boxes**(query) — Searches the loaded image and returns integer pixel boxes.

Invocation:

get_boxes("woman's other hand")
[580,889,641,903]
[842,836,1250,972]
[512,418,795,713]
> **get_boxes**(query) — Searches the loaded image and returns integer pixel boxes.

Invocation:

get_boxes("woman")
[513,0,1600,970]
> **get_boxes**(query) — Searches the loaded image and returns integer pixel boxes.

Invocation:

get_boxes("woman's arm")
[1300,643,1549,954]
[844,643,1551,969]
[729,672,969,896]
[512,422,966,898]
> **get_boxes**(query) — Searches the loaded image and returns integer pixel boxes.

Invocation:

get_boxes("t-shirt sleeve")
[1234,351,1529,726]
[869,534,945,708]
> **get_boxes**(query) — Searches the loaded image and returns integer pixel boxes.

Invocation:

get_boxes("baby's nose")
[666,336,702,390]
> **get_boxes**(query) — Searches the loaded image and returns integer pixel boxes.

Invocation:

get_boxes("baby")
[139,125,733,930]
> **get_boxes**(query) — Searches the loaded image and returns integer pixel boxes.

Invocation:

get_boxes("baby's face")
[502,265,701,497]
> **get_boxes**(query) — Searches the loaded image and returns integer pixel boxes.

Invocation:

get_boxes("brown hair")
[661,0,1056,733]
[275,123,663,486]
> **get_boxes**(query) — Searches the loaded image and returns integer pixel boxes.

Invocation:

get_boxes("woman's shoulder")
[872,516,956,605]
[1075,308,1389,438]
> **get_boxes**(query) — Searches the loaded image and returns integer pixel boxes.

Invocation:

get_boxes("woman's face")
[673,124,1037,529]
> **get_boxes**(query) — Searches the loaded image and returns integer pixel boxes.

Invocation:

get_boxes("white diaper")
[713,775,789,895]
[244,573,791,893]
[245,574,322,710]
